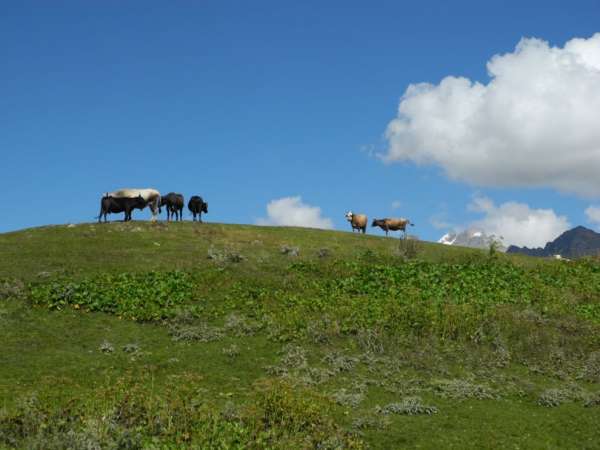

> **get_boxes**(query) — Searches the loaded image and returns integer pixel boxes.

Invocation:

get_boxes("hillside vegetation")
[1,222,600,449]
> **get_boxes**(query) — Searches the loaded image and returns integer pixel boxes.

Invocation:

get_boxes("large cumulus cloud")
[468,196,570,247]
[383,34,600,197]
[256,196,334,229]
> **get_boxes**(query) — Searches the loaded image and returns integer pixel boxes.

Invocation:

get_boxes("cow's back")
[386,218,409,230]
[109,188,160,203]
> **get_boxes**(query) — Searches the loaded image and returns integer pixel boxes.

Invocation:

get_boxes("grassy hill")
[1,222,600,449]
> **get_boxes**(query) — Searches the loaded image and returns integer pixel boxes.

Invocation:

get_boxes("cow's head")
[135,194,146,207]
[345,211,353,221]
[202,202,208,213]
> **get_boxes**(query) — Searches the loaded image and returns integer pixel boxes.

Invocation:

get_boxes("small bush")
[580,351,600,382]
[376,397,438,415]
[0,279,24,300]
[352,414,390,431]
[222,344,240,359]
[306,315,340,344]
[331,388,364,408]
[537,388,570,407]
[168,322,223,343]
[224,313,262,337]
[537,383,587,407]
[323,351,359,373]
[431,379,497,400]
[122,343,140,354]
[396,238,421,260]
[99,340,114,353]
[317,248,331,258]
[356,328,385,354]
[280,245,300,257]
[207,246,245,263]
[280,344,308,369]
[584,392,600,407]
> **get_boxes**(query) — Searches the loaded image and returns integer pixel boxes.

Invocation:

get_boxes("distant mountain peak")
[507,226,600,258]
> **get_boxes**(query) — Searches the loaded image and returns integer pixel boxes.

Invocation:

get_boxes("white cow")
[108,188,161,222]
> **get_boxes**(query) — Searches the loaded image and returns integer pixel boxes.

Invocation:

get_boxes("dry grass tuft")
[376,397,438,415]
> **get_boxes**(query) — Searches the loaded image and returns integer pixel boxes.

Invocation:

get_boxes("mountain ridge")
[507,225,600,258]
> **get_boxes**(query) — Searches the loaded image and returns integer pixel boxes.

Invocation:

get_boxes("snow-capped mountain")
[438,229,506,251]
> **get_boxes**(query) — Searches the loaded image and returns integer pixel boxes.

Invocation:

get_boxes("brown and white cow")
[371,217,414,238]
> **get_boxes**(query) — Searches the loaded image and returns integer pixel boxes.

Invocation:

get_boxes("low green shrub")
[29,271,193,321]
[0,376,365,449]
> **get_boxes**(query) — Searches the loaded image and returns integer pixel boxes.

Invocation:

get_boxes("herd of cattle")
[97,188,413,238]
[98,188,207,223]
[345,211,414,238]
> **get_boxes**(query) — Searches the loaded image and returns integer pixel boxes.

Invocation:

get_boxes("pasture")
[1,222,600,449]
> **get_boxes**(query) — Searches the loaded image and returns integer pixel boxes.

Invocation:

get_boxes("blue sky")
[1,1,599,245]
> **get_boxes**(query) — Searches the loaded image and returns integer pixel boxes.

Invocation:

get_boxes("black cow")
[160,192,184,221]
[98,195,147,223]
[188,196,208,222]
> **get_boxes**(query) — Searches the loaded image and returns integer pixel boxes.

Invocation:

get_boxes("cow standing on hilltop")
[371,218,414,238]
[345,211,368,234]
[188,196,208,222]
[107,188,161,222]
[160,193,185,221]
[98,195,147,222]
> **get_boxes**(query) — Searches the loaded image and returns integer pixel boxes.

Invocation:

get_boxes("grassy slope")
[1,222,600,449]
[0,221,487,280]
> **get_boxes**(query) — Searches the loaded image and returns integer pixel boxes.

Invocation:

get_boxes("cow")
[345,211,367,234]
[371,218,414,238]
[98,195,147,223]
[188,196,208,222]
[160,193,184,221]
[107,188,161,222]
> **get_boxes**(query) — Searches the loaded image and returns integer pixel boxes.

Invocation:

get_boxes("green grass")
[1,221,600,449]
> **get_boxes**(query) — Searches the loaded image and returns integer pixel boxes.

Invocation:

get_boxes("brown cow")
[371,218,414,238]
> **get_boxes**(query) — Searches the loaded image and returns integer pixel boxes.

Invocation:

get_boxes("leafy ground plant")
[29,271,193,321]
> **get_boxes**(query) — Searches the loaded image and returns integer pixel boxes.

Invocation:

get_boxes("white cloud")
[467,196,570,247]
[256,196,333,229]
[585,205,600,226]
[391,200,402,209]
[382,33,600,197]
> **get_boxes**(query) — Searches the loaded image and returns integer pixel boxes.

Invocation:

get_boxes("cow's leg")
[150,200,158,222]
